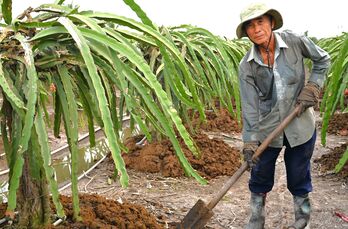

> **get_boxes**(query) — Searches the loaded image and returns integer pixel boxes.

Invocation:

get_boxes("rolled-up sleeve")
[299,35,331,88]
[239,63,260,142]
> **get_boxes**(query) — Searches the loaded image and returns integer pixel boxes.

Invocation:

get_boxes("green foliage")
[55,65,81,220]
[1,0,12,24]
[335,147,348,173]
[121,0,203,157]
[318,32,348,172]
[0,1,249,226]
[0,61,25,115]
[7,34,38,211]
[35,107,65,218]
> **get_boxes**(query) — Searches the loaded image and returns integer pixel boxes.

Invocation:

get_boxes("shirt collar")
[247,32,288,62]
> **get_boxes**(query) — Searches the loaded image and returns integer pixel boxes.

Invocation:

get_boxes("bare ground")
[0,109,347,228]
[58,111,348,229]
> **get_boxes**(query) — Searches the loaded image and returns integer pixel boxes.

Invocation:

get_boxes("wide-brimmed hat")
[236,3,283,38]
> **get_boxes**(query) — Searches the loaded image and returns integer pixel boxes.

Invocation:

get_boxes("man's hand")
[242,141,259,168]
[296,82,320,116]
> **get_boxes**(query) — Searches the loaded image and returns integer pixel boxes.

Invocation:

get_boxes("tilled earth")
[317,112,348,136]
[121,131,241,180]
[0,109,347,228]
[58,131,348,229]
[52,194,163,229]
[58,109,347,229]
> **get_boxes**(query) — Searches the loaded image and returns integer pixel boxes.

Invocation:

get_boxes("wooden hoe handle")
[207,105,302,210]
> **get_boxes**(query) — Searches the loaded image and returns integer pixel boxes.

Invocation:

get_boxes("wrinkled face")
[244,15,274,46]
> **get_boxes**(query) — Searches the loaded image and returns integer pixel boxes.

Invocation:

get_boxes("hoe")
[177,105,302,229]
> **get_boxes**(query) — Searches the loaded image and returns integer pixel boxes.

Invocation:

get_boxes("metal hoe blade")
[176,199,213,229]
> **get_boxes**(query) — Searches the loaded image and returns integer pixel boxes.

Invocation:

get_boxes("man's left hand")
[296,82,320,115]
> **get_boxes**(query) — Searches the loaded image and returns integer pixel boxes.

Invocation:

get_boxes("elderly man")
[236,3,330,229]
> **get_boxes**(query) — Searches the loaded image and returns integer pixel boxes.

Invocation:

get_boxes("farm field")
[0,1,347,228]
[54,111,348,228]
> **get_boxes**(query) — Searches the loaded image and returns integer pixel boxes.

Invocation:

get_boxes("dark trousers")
[249,131,316,196]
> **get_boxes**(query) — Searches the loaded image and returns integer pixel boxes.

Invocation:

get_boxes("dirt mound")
[53,194,163,229]
[319,112,348,136]
[190,108,241,133]
[121,132,241,179]
[0,203,5,222]
[314,143,348,181]
[0,194,163,228]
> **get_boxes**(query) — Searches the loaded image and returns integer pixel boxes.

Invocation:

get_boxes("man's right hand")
[242,141,259,168]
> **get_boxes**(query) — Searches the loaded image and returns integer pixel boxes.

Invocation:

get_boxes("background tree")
[0,0,248,227]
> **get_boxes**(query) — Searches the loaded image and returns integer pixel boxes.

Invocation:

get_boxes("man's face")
[244,15,274,46]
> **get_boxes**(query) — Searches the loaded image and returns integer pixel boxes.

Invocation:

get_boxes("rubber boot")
[287,194,311,229]
[246,192,266,229]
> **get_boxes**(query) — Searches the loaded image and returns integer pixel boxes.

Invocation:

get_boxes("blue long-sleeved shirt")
[238,30,330,147]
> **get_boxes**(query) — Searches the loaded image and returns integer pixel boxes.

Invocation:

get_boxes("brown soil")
[314,143,348,181]
[190,108,241,133]
[1,110,347,229]
[0,194,163,229]
[0,203,5,221]
[52,194,163,229]
[61,110,346,229]
[122,132,241,179]
[319,112,348,136]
